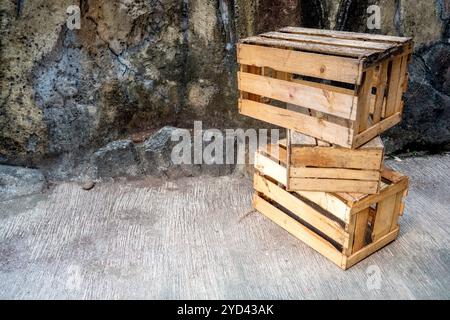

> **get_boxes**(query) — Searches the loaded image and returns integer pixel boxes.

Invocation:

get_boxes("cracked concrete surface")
[0,155,449,299]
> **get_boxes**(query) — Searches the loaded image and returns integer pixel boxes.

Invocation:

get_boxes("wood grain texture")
[238,71,357,120]
[237,43,360,84]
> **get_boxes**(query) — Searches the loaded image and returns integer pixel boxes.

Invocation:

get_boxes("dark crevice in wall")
[16,0,25,18]
[300,0,326,28]
[177,0,190,121]
[335,0,373,32]
[335,0,354,30]
[394,0,403,36]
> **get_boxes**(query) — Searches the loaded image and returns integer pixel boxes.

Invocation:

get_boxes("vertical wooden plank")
[354,68,375,134]
[372,194,397,242]
[395,54,410,113]
[373,61,389,123]
[385,57,403,117]
[286,129,292,191]
[343,214,356,256]
[390,190,406,231]
[352,208,370,253]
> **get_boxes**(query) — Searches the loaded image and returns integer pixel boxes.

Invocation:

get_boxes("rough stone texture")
[1,0,450,176]
[0,165,46,201]
[384,43,450,153]
[139,126,235,178]
[140,126,200,178]
[91,140,141,179]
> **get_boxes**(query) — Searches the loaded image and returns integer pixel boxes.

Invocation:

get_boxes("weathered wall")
[1,0,449,176]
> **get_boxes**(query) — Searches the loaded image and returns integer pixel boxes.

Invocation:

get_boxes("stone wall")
[1,0,449,177]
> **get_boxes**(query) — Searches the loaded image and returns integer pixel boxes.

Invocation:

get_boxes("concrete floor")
[0,155,449,299]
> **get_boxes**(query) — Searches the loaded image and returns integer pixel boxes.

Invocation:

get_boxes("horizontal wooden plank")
[353,112,402,148]
[262,31,393,51]
[348,177,409,213]
[239,99,353,148]
[238,72,357,120]
[344,228,399,269]
[237,43,360,84]
[241,36,368,59]
[253,194,345,268]
[254,151,287,186]
[290,167,380,181]
[289,178,379,194]
[254,150,351,223]
[280,27,413,44]
[254,174,347,245]
[296,190,351,223]
[291,147,383,170]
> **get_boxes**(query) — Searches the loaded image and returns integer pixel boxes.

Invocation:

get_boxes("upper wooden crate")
[237,27,413,148]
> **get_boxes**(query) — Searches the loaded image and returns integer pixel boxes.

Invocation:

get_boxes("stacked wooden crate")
[237,27,413,270]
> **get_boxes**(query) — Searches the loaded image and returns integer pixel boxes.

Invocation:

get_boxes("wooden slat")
[345,228,399,269]
[254,174,347,245]
[254,151,287,186]
[349,177,408,213]
[253,194,345,268]
[290,147,383,170]
[373,61,389,123]
[360,135,384,150]
[381,166,406,183]
[355,68,376,133]
[352,208,370,253]
[289,179,379,194]
[254,149,351,223]
[237,43,360,84]
[290,167,380,181]
[262,31,393,51]
[394,55,409,113]
[239,99,353,148]
[385,57,403,117]
[372,194,397,242]
[343,214,356,256]
[246,65,262,102]
[353,112,402,148]
[390,192,405,231]
[241,36,370,59]
[280,27,412,44]
[238,71,357,120]
[296,190,351,223]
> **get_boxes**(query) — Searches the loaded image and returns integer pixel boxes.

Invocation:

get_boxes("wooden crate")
[237,27,413,148]
[253,145,409,270]
[285,130,384,194]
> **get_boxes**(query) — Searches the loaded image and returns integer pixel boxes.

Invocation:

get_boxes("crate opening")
[257,191,344,252]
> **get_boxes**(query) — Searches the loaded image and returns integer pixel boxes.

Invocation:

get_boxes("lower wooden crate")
[253,146,408,270]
